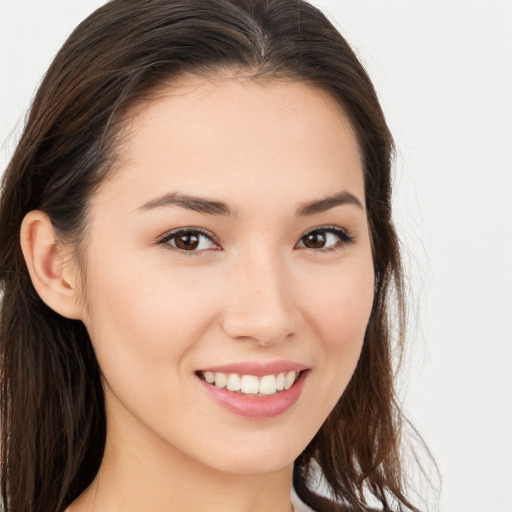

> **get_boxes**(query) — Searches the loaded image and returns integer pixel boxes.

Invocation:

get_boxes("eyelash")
[157,227,221,254]
[157,225,356,256]
[296,226,356,252]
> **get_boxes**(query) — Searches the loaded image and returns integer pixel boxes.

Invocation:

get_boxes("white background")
[1,1,511,511]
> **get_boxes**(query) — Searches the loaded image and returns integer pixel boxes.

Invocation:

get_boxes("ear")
[20,210,83,320]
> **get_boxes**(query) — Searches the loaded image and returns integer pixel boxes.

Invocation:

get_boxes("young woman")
[0,1,427,511]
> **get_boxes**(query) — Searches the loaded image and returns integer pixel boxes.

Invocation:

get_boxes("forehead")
[94,75,364,215]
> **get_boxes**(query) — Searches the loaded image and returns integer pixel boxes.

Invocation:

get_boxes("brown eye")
[296,227,354,251]
[174,233,200,250]
[160,229,218,252]
[302,231,327,249]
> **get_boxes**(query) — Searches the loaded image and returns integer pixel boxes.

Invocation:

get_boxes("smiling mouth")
[196,370,304,396]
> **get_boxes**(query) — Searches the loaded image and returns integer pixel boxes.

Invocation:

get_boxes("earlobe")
[20,210,83,320]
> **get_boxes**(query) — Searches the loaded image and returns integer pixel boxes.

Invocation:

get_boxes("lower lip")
[198,371,308,419]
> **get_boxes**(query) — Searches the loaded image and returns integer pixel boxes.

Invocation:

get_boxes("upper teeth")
[201,371,299,395]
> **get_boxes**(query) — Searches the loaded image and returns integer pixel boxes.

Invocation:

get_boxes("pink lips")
[196,360,310,419]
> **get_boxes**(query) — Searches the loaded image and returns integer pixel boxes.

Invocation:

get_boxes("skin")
[24,75,375,512]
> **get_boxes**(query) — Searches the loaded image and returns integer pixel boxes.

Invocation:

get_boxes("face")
[78,76,375,476]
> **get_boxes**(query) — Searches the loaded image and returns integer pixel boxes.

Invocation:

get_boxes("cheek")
[301,253,374,397]
[276,254,375,448]
[306,256,375,345]
[82,256,219,395]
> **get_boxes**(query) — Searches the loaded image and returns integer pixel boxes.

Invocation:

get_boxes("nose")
[221,250,297,346]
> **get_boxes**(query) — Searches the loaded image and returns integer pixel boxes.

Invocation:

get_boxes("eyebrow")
[296,190,363,216]
[137,190,363,217]
[138,192,234,216]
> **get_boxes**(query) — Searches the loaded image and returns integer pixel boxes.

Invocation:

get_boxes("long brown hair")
[1,1,426,511]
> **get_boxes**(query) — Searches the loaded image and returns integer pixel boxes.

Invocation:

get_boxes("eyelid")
[157,227,221,252]
[295,225,356,250]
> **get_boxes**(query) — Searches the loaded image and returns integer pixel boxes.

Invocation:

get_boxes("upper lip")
[198,360,310,376]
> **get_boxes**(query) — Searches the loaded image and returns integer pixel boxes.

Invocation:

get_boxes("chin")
[189,431,303,476]
[211,452,295,476]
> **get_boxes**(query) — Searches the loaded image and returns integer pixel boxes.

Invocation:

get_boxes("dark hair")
[0,1,426,511]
